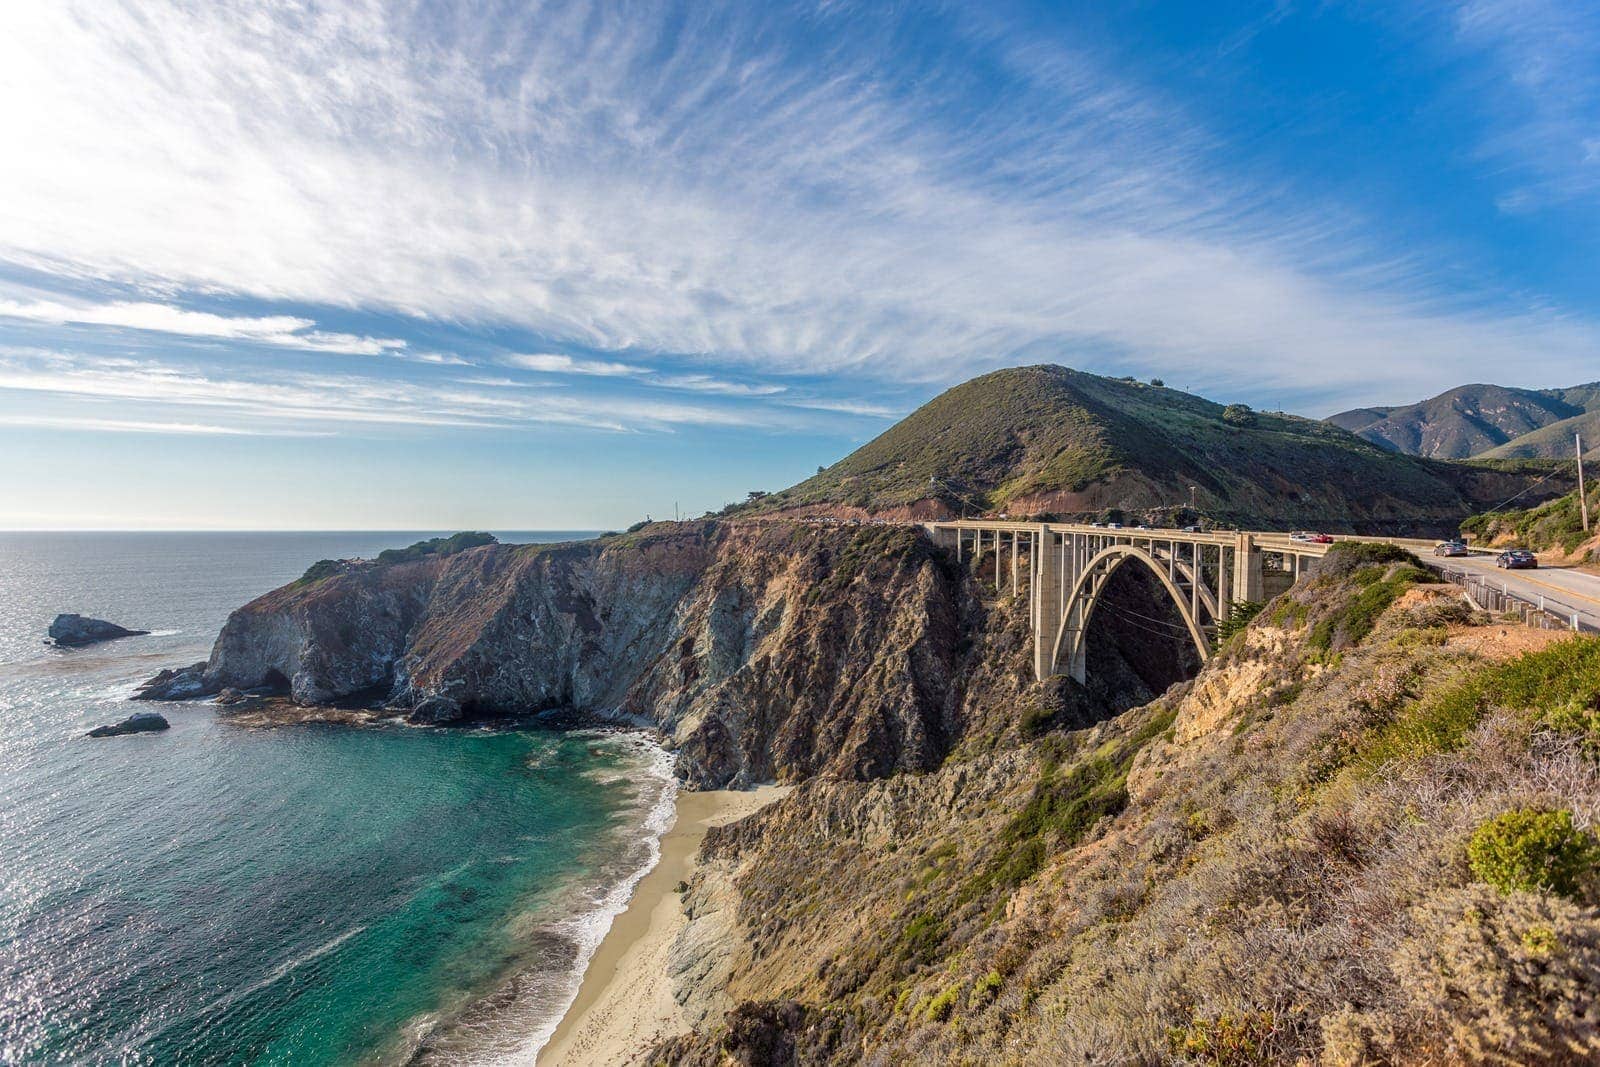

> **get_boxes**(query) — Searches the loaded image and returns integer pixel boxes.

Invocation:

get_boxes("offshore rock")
[132,662,214,701]
[48,613,149,647]
[88,711,169,738]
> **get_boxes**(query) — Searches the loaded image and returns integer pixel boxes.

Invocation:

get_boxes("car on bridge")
[1496,549,1538,570]
[1434,540,1469,557]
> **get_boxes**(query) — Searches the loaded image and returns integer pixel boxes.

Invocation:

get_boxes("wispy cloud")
[0,413,331,436]
[0,348,798,435]
[1450,0,1600,209]
[503,353,645,376]
[0,0,1596,410]
[0,299,406,356]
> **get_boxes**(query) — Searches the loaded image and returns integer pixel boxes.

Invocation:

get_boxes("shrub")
[1215,600,1263,646]
[1167,1011,1277,1064]
[899,913,947,966]
[298,558,342,583]
[1467,808,1599,900]
[1387,886,1600,1062]
[1365,637,1600,765]
[925,985,960,1022]
[376,531,497,566]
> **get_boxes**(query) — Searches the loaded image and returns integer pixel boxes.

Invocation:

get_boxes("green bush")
[898,913,947,966]
[1215,600,1263,646]
[1365,637,1600,765]
[1167,1011,1277,1064]
[375,531,497,566]
[925,985,960,1022]
[1467,808,1599,900]
[298,558,341,583]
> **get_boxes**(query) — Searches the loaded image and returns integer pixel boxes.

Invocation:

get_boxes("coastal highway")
[1437,554,1600,633]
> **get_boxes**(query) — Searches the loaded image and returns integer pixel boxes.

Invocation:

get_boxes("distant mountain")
[1328,382,1600,459]
[749,365,1567,534]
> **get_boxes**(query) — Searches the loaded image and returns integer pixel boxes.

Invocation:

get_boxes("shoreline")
[537,782,789,1066]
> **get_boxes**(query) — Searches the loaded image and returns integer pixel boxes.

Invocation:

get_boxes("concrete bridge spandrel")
[924,521,1334,683]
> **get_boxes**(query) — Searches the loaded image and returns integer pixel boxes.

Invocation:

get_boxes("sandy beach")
[538,783,789,1066]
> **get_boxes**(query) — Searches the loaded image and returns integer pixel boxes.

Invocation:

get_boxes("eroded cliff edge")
[188,521,1186,790]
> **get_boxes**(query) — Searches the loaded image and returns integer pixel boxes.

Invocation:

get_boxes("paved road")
[1442,554,1600,632]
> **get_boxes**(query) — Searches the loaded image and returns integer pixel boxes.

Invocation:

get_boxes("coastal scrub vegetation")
[1462,484,1600,558]
[375,531,497,565]
[656,541,1600,1066]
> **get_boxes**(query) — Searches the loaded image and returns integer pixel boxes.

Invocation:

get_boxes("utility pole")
[1579,433,1591,533]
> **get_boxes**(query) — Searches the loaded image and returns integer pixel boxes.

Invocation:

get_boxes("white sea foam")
[415,731,679,1066]
[514,734,677,1065]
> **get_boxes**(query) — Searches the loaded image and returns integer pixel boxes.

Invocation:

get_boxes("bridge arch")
[1050,544,1211,684]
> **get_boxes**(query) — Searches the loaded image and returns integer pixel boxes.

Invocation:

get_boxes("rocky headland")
[148,521,1184,787]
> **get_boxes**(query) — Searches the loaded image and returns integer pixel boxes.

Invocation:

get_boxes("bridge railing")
[1427,561,1600,634]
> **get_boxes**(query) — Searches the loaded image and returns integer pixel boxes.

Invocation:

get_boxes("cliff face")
[203,523,1037,787]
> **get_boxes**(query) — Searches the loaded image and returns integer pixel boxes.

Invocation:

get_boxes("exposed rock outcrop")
[185,523,999,786]
[132,662,215,701]
[48,614,148,647]
[87,712,169,737]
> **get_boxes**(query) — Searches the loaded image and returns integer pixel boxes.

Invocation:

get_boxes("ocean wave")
[400,738,679,1066]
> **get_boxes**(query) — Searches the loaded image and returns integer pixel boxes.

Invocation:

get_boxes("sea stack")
[47,614,150,647]
[87,712,169,738]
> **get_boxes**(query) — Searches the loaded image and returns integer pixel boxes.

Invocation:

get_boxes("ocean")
[0,531,675,1065]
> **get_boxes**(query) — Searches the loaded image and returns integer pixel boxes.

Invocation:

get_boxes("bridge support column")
[1010,532,1019,597]
[1233,533,1263,604]
[1032,526,1061,682]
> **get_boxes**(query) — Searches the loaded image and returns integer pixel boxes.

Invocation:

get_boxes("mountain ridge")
[1329,381,1600,460]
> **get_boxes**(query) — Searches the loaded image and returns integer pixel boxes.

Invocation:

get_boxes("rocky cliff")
[192,520,1188,789]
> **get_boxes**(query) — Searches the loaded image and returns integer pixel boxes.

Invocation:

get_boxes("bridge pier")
[1032,526,1062,682]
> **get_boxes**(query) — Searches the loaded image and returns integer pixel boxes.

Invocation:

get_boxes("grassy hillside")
[1477,408,1600,461]
[1330,382,1600,460]
[749,365,1565,533]
[1463,484,1600,559]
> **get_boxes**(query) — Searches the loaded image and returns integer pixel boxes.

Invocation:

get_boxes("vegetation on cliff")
[1463,485,1600,561]
[655,544,1600,1065]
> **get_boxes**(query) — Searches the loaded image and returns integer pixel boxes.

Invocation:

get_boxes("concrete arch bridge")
[924,521,1339,684]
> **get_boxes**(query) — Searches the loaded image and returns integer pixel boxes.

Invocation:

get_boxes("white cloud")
[0,348,792,434]
[503,353,644,376]
[0,0,1595,408]
[0,413,330,436]
[0,299,406,356]
[1451,0,1600,208]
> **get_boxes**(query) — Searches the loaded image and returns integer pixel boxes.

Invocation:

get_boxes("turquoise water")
[0,532,670,1065]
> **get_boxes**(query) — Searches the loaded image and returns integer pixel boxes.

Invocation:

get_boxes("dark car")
[1496,549,1538,570]
[1434,540,1469,557]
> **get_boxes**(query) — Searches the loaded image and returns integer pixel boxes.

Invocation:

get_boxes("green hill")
[1329,382,1600,459]
[751,365,1565,534]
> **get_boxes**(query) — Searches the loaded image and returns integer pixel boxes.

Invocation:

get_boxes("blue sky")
[2,0,1598,529]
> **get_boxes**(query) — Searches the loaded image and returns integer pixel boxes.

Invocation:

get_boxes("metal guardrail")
[1427,561,1600,634]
